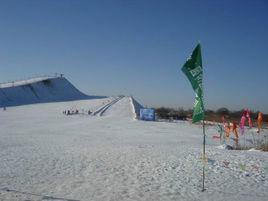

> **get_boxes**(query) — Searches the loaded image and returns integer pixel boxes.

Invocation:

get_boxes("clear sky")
[0,0,267,112]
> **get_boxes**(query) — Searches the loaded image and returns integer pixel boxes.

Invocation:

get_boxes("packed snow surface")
[0,97,268,201]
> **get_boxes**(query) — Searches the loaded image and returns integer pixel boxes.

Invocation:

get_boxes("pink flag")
[246,110,252,128]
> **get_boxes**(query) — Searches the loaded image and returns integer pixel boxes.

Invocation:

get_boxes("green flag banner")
[181,44,204,123]
[192,94,204,123]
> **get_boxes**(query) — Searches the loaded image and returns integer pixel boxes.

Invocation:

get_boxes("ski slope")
[101,96,134,118]
[0,97,268,201]
[91,96,124,117]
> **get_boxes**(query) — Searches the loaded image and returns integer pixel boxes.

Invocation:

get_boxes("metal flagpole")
[202,119,206,192]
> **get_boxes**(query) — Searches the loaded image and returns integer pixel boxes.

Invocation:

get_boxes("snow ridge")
[0,77,105,107]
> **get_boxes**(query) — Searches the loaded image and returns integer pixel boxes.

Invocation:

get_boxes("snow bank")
[0,77,105,107]
[130,96,143,119]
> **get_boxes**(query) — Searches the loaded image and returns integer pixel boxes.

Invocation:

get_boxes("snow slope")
[101,96,134,118]
[0,98,268,201]
[0,77,105,107]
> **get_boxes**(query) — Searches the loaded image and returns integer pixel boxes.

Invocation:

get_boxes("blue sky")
[0,0,267,112]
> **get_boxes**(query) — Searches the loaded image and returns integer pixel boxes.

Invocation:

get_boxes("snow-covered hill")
[0,97,267,201]
[0,76,105,107]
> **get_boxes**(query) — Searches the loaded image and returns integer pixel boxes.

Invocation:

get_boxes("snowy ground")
[0,97,268,201]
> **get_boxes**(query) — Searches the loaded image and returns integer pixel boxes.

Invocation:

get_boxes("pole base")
[201,188,206,192]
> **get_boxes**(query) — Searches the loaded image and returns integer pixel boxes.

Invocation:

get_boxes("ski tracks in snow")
[91,96,124,117]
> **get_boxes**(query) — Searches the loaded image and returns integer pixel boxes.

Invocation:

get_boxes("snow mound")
[248,148,261,152]
[0,77,105,107]
[217,144,234,150]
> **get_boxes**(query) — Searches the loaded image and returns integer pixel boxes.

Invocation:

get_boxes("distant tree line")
[155,107,268,125]
[155,107,189,120]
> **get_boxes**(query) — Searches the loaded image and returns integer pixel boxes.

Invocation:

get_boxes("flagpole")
[202,119,206,192]
[180,42,206,191]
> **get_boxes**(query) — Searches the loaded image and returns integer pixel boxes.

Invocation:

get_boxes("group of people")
[63,109,92,115]
[63,109,79,115]
[218,109,263,145]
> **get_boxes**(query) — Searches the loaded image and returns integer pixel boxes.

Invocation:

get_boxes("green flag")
[192,94,204,123]
[181,44,204,123]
